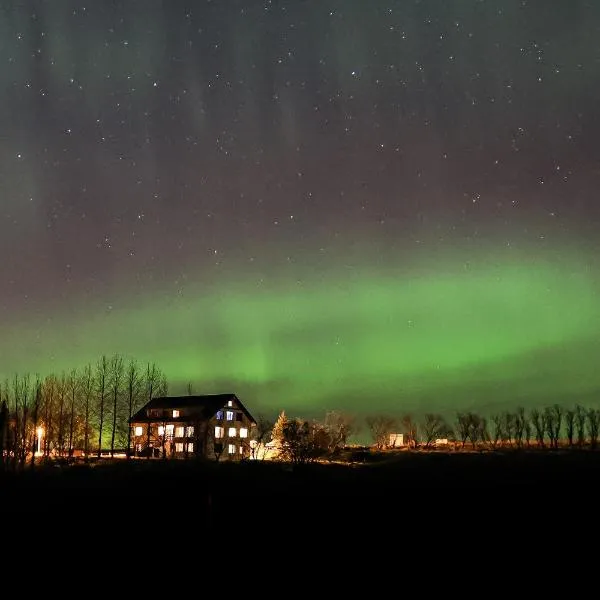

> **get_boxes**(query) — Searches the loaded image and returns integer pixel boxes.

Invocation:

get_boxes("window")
[239,446,244,454]
[214,442,223,453]
[158,426,165,436]
[175,426,185,438]
[166,424,174,438]
[173,409,180,418]
[186,426,194,436]
[175,443,184,453]
[226,410,234,421]
[236,412,243,422]
[227,400,233,407]
[134,426,143,437]
[215,426,224,439]
[228,427,237,437]
[187,442,194,453]
[228,444,236,454]
[239,427,248,438]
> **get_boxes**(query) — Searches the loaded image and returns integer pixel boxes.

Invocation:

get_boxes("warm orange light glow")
[36,426,44,455]
[134,426,143,436]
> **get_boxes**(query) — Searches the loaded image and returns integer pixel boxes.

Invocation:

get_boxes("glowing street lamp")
[36,426,44,456]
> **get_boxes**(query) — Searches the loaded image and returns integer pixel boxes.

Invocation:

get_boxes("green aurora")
[2,241,600,418]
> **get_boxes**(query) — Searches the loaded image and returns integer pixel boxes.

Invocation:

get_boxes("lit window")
[239,446,243,454]
[215,426,224,439]
[240,427,248,438]
[158,426,165,436]
[187,442,194,453]
[175,426,185,438]
[228,444,236,454]
[186,426,194,436]
[226,410,234,421]
[134,426,143,437]
[166,424,174,437]
[175,443,184,453]
[227,400,233,407]
[216,410,223,420]
[228,427,237,437]
[173,410,180,418]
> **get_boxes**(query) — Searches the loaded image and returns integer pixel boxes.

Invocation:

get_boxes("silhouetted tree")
[544,405,562,449]
[421,413,450,448]
[66,370,79,458]
[80,364,94,460]
[514,407,526,448]
[456,412,471,448]
[248,414,274,460]
[490,413,503,449]
[323,411,356,453]
[109,355,124,457]
[96,355,109,458]
[502,411,515,447]
[125,360,142,459]
[575,405,586,446]
[366,415,397,450]
[587,409,600,449]
[564,409,576,448]
[401,414,418,448]
[530,409,545,448]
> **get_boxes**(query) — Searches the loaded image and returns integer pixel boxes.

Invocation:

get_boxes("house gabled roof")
[129,393,256,425]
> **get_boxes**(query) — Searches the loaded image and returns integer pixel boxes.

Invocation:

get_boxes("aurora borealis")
[2,1,600,418]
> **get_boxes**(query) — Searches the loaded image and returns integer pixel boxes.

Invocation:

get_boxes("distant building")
[389,433,405,447]
[129,394,256,460]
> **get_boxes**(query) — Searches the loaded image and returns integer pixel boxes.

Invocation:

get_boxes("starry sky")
[2,0,600,418]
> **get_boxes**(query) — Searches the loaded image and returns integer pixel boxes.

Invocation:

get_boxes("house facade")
[129,394,256,460]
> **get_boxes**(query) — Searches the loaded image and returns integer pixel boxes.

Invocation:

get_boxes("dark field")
[4,451,599,527]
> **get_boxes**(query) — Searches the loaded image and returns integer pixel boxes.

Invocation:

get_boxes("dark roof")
[129,393,256,424]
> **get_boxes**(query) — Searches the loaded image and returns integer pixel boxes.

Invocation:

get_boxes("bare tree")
[29,379,42,468]
[248,415,274,460]
[80,364,94,460]
[66,370,79,459]
[502,411,515,447]
[530,409,545,448]
[366,415,398,450]
[125,360,142,459]
[490,413,503,449]
[456,412,471,449]
[109,355,124,457]
[587,409,600,449]
[55,374,67,457]
[279,419,322,464]
[401,414,418,449]
[421,413,450,448]
[143,362,162,459]
[564,409,576,448]
[514,407,526,448]
[96,355,109,458]
[544,405,563,449]
[323,411,356,453]
[575,405,586,446]
[42,375,56,457]
[0,400,7,471]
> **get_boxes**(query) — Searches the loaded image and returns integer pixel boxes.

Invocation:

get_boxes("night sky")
[2,0,600,417]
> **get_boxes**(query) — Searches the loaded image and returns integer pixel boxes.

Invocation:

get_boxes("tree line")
[0,354,167,471]
[366,404,600,451]
[265,404,600,464]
